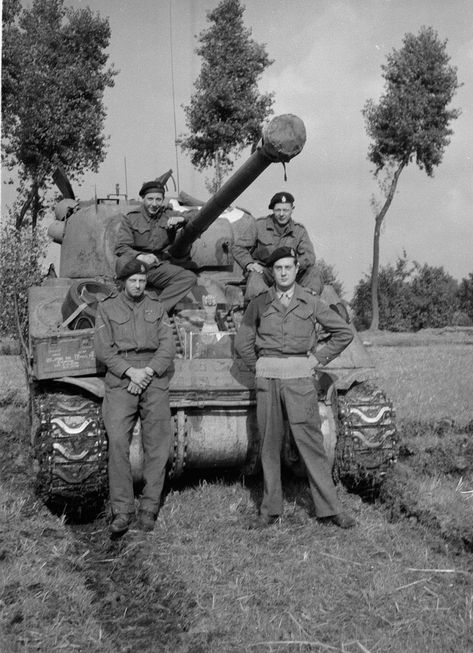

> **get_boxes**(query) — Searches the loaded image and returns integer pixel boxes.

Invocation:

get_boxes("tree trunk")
[31,181,40,230]
[16,186,35,230]
[369,160,406,330]
[16,173,45,230]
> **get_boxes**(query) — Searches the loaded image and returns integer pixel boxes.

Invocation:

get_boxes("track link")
[33,388,108,507]
[336,382,399,486]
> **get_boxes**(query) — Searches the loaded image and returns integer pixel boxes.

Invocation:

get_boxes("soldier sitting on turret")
[115,180,197,313]
[231,192,323,301]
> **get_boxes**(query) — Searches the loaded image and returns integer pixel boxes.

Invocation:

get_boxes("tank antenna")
[169,0,181,194]
[124,156,129,200]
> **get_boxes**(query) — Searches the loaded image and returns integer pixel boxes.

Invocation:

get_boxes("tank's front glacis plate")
[170,357,255,405]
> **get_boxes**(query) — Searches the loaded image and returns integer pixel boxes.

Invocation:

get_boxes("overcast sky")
[2,0,472,298]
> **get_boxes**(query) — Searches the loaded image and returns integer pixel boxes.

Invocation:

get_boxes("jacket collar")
[120,290,146,309]
[266,283,308,311]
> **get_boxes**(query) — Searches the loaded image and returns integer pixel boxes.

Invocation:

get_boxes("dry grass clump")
[359,335,473,554]
[380,463,473,551]
[378,416,473,552]
[398,421,473,476]
[0,356,28,407]
[68,524,201,653]
[0,486,116,652]
[1,333,473,651]
[0,397,115,652]
[142,478,473,653]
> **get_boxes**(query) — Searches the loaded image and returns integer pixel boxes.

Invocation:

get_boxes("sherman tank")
[28,114,398,511]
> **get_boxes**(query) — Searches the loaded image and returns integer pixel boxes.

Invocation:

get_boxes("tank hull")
[29,280,398,507]
[28,112,398,510]
[30,362,342,508]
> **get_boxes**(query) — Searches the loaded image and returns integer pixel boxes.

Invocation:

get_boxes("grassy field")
[1,331,473,652]
[0,355,29,406]
[364,328,473,426]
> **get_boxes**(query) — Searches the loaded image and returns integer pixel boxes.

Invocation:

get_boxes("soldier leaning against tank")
[115,180,197,313]
[94,257,175,536]
[231,191,323,301]
[234,246,356,529]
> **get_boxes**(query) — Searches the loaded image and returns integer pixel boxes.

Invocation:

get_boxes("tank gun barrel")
[168,114,306,259]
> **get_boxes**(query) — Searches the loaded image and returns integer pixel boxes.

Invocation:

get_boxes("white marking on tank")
[348,406,391,423]
[51,417,93,434]
[52,443,90,460]
[351,430,392,447]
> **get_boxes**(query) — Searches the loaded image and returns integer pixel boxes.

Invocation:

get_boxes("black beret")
[115,257,148,280]
[268,192,295,210]
[266,246,297,267]
[139,180,166,198]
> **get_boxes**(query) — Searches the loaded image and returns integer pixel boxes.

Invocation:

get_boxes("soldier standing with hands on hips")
[235,246,356,528]
[94,257,175,535]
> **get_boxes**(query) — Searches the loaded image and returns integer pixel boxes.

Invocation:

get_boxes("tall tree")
[1,0,117,227]
[457,273,473,323]
[362,26,461,330]
[179,0,274,192]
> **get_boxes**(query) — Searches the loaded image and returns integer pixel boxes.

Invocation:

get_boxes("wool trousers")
[102,371,171,516]
[256,376,341,519]
[147,261,197,312]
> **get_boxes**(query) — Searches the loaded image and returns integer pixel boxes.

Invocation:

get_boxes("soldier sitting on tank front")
[231,192,323,301]
[94,256,175,535]
[115,180,197,313]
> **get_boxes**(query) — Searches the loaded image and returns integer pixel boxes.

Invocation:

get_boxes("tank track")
[32,388,108,507]
[336,381,399,486]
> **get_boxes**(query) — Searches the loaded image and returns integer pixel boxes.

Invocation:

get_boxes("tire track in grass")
[67,516,199,653]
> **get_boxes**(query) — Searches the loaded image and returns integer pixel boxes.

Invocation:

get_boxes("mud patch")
[378,419,473,553]
[70,522,199,652]
[0,406,198,652]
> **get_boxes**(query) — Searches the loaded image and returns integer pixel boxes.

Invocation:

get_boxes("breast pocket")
[132,224,151,250]
[293,305,313,322]
[143,309,162,348]
[289,307,316,348]
[109,313,131,345]
[259,306,281,339]
[253,236,275,262]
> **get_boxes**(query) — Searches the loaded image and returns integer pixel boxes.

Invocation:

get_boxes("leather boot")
[321,512,356,529]
[109,513,134,535]
[137,509,156,532]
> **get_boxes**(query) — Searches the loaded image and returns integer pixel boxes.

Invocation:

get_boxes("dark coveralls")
[115,204,197,312]
[235,284,353,519]
[94,290,175,517]
[231,215,323,299]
